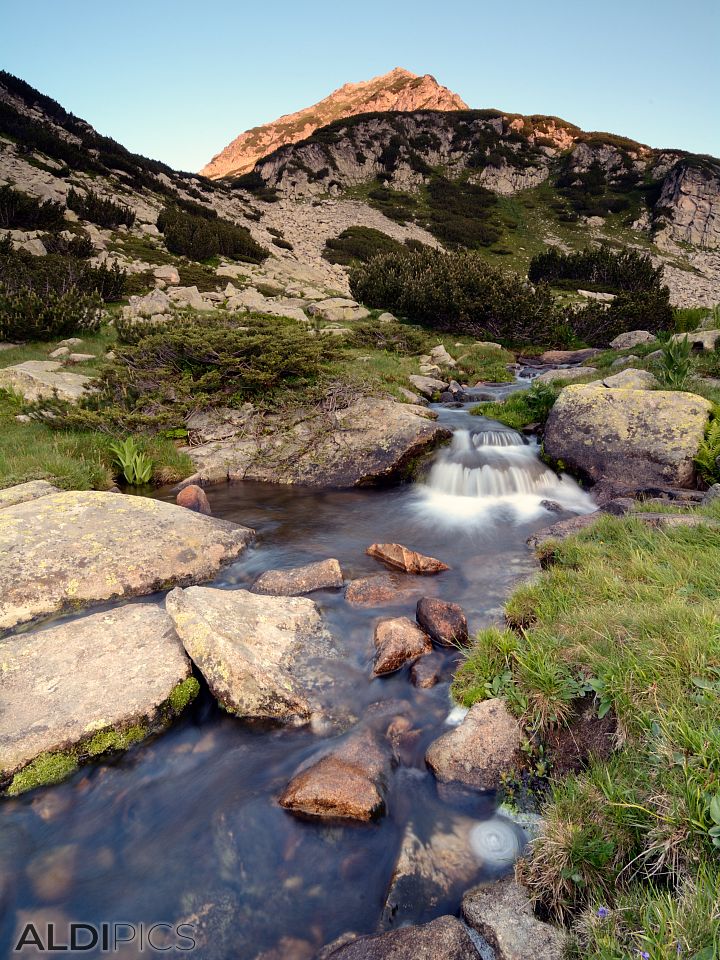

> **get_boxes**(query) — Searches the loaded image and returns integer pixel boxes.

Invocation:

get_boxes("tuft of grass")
[454,508,720,954]
[470,380,560,429]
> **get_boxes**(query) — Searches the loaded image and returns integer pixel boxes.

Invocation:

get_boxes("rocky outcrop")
[462,879,566,960]
[183,397,451,488]
[0,491,253,632]
[372,617,432,675]
[544,385,712,488]
[366,543,449,575]
[166,586,337,723]
[655,158,720,249]
[0,603,195,795]
[252,558,344,596]
[0,360,92,403]
[425,699,523,790]
[279,727,392,820]
[318,916,478,960]
[200,68,468,179]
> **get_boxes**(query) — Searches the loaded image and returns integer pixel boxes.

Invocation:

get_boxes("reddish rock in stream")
[176,483,212,515]
[416,597,469,647]
[345,574,430,608]
[372,617,432,676]
[366,542,449,575]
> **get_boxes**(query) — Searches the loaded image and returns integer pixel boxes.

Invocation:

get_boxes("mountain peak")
[200,68,468,179]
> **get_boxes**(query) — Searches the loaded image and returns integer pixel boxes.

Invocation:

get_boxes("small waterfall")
[414,427,596,523]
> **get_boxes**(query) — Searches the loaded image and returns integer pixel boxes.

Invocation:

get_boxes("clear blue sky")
[1,0,718,172]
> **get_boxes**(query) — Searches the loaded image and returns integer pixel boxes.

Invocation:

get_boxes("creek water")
[0,388,595,959]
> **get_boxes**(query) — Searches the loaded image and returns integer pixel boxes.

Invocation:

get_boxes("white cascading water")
[414,427,596,523]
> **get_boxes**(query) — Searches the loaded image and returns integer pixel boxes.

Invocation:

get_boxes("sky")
[1,0,718,173]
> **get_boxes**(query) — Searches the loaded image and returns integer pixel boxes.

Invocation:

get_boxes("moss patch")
[7,750,78,796]
[166,675,200,714]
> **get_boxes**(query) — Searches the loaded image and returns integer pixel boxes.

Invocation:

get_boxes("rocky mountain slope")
[200,68,468,180]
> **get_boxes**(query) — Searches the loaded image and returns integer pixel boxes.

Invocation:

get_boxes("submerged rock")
[372,617,432,676]
[345,573,431,608]
[544,385,712,488]
[0,603,195,795]
[319,916,478,959]
[252,558,343,596]
[279,728,392,821]
[416,597,469,647]
[366,543,449,575]
[425,699,522,791]
[0,491,253,633]
[462,878,566,960]
[410,652,445,688]
[165,586,336,723]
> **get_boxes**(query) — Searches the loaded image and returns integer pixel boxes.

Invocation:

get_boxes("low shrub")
[528,244,664,294]
[67,188,135,229]
[40,231,94,259]
[72,315,339,431]
[0,184,65,231]
[323,226,412,266]
[0,285,102,341]
[568,289,674,347]
[350,247,561,347]
[157,205,268,264]
[347,318,427,354]
[0,236,126,303]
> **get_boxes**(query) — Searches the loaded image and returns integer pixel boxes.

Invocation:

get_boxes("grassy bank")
[453,507,720,958]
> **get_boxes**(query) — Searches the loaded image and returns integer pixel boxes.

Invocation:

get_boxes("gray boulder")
[0,491,253,632]
[588,368,658,390]
[425,699,522,790]
[544,385,712,488]
[462,878,566,960]
[0,360,92,403]
[165,586,336,723]
[252,558,344,596]
[609,330,655,349]
[0,603,195,795]
[0,480,59,509]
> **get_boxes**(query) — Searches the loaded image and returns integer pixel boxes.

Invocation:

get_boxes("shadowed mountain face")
[200,67,469,179]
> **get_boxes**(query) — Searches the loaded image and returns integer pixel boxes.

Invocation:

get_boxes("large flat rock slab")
[0,360,92,403]
[184,397,451,488]
[0,491,254,632]
[165,585,336,723]
[0,603,195,795]
[544,386,712,488]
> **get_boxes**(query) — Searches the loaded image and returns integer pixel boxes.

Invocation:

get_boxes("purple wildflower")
[597,906,610,919]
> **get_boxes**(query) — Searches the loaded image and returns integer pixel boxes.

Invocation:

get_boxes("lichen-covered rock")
[544,385,712,488]
[373,617,432,676]
[425,699,523,790]
[0,480,59,509]
[252,558,343,596]
[318,916,478,960]
[462,878,567,960]
[165,586,336,723]
[366,543,449,575]
[183,397,450,488]
[0,603,195,795]
[0,491,253,632]
[609,330,655,349]
[279,728,391,821]
[0,360,92,403]
[587,368,658,390]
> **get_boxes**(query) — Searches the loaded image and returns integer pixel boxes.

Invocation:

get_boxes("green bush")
[0,235,126,303]
[74,315,338,431]
[528,244,665,293]
[347,318,428,354]
[323,226,413,266]
[0,184,65,230]
[157,206,268,264]
[0,285,102,341]
[41,231,94,259]
[67,188,135,229]
[568,289,674,346]
[350,248,561,347]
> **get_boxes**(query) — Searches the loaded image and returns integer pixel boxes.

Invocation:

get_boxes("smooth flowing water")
[0,393,595,959]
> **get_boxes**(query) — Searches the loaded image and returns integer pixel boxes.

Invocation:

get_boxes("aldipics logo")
[14,922,197,953]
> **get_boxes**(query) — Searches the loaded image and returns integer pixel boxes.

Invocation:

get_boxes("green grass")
[453,508,720,957]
